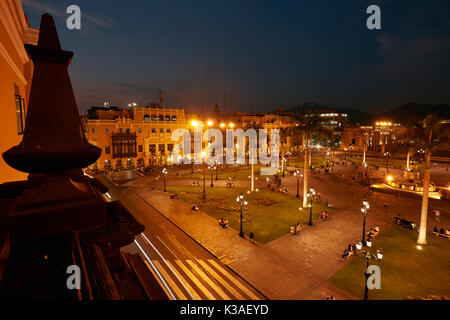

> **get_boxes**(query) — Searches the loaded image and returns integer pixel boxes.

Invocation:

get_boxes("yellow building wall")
[0,10,36,183]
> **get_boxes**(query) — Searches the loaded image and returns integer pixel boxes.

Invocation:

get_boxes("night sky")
[22,0,450,114]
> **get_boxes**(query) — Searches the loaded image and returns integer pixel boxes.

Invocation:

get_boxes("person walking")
[249,232,255,244]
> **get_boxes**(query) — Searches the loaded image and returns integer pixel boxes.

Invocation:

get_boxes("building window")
[144,114,150,121]
[158,115,164,121]
[92,128,95,134]
[167,128,171,133]
[111,132,137,159]
[151,114,157,121]
[172,116,177,121]
[138,128,142,133]
[105,128,109,134]
[158,144,165,154]
[126,128,130,133]
[105,146,111,154]
[152,128,156,133]
[167,144,173,152]
[165,115,170,121]
[15,94,25,135]
[149,144,156,155]
[159,128,163,133]
[138,145,143,152]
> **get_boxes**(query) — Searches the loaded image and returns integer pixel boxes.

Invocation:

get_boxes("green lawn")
[166,186,329,244]
[181,164,269,181]
[328,225,450,300]
[348,156,425,171]
[287,156,328,169]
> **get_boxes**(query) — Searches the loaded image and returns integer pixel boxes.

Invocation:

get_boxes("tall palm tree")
[409,114,449,245]
[243,120,264,190]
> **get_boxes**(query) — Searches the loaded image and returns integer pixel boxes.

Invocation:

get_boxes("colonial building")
[83,104,187,171]
[0,0,39,183]
[341,121,408,154]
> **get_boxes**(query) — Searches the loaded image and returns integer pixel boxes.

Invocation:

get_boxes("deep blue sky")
[23,0,450,114]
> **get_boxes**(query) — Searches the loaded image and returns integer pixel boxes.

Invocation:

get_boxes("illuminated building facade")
[341,121,408,153]
[83,104,187,171]
[0,0,39,183]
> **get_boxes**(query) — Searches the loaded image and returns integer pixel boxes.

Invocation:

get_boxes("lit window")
[15,94,25,135]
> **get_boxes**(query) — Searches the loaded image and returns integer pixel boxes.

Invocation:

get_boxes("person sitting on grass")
[342,249,350,259]
[295,222,301,234]
[249,232,255,243]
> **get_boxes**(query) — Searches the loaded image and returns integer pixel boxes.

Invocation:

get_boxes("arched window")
[165,115,170,122]
[144,114,150,122]
[151,114,158,121]
[172,116,177,121]
[158,115,164,121]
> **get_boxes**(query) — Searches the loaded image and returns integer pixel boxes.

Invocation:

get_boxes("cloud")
[377,34,450,63]
[22,0,114,29]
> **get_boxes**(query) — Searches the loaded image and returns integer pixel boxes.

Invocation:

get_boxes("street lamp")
[236,193,248,237]
[360,248,383,300]
[294,170,303,198]
[361,200,370,246]
[214,161,219,180]
[306,187,316,226]
[162,168,167,192]
[208,165,215,187]
[201,151,207,203]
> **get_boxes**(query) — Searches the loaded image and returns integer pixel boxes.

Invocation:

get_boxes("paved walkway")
[114,159,449,300]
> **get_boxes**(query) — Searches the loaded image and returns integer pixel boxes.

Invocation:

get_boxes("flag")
[159,90,164,104]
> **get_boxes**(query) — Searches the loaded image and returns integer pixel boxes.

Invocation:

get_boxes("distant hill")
[378,103,450,124]
[283,102,449,125]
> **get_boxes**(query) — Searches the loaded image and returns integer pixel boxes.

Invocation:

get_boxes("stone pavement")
[134,187,257,264]
[115,159,449,300]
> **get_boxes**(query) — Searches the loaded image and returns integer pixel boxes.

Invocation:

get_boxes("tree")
[408,114,449,245]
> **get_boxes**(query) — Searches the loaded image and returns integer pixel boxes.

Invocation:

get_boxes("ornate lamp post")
[359,248,383,300]
[215,161,219,180]
[281,157,286,177]
[361,200,370,246]
[236,193,248,237]
[208,165,215,187]
[162,168,167,192]
[307,187,315,226]
[201,151,207,203]
[294,170,303,198]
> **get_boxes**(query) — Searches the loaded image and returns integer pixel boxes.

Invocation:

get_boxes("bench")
[433,232,450,240]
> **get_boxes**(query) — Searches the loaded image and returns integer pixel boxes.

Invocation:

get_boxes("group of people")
[290,222,301,235]
[218,217,229,228]
[367,225,380,240]
[342,243,358,259]
[320,211,329,221]
[169,192,178,199]
[278,187,288,194]
[433,226,450,236]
